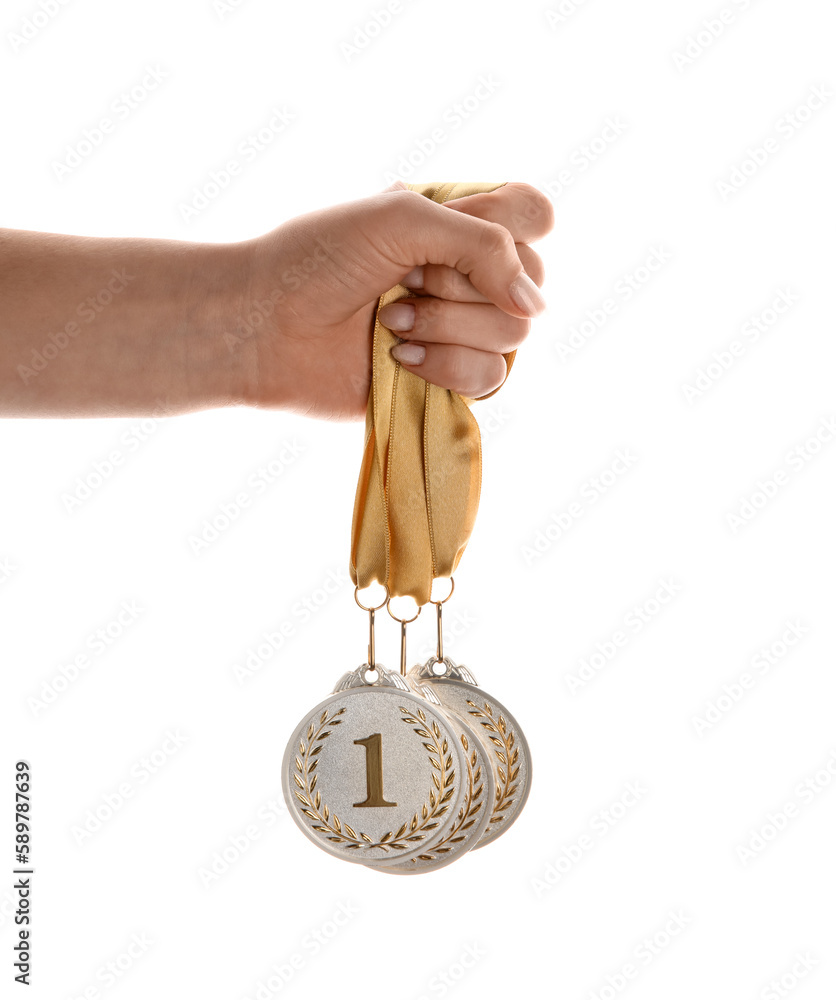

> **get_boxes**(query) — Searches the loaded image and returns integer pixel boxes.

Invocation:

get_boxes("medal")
[281,180,535,873]
[405,583,531,853]
[282,677,468,867]
[408,659,532,850]
[364,589,496,874]
[282,589,468,868]
[380,693,495,874]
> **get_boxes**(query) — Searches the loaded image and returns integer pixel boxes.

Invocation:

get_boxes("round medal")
[282,665,467,866]
[376,685,495,874]
[407,657,532,849]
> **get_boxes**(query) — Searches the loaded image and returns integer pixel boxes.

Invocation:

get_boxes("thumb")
[327,188,544,319]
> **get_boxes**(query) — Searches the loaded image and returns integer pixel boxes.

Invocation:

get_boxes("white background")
[2,0,836,997]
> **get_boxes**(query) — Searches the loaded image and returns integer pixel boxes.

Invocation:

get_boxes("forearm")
[0,228,254,417]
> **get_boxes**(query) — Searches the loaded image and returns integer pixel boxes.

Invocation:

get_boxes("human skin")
[0,181,553,421]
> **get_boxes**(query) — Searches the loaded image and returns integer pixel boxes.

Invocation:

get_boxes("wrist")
[189,238,260,410]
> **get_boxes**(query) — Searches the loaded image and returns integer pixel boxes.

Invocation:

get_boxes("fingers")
[381,180,554,246]
[370,184,553,398]
[401,244,545,303]
[282,185,549,322]
[379,189,546,319]
[441,182,555,244]
[390,341,508,400]
[378,298,529,354]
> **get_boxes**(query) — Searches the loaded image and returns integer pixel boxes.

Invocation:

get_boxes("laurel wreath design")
[408,730,485,863]
[465,700,519,826]
[292,705,456,853]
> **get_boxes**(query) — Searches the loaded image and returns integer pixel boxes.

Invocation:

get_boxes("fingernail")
[379,302,415,332]
[401,266,424,289]
[509,272,546,317]
[391,342,426,366]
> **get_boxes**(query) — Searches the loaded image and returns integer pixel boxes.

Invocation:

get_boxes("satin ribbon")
[350,181,514,605]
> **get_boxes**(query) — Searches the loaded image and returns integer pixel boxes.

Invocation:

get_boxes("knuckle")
[510,183,555,233]
[412,297,442,337]
[383,188,428,228]
[391,187,422,205]
[523,184,554,232]
[436,267,463,300]
[478,221,515,261]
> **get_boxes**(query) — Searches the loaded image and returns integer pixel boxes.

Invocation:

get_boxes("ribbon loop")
[350,181,512,605]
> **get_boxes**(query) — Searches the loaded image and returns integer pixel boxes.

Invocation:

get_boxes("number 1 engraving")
[353,733,397,807]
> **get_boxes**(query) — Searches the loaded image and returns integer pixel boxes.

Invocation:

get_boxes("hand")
[235,181,554,421]
[0,183,552,420]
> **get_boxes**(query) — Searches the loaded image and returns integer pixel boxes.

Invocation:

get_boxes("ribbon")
[350,181,514,605]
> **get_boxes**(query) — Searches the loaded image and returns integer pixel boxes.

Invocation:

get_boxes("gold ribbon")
[350,181,513,605]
